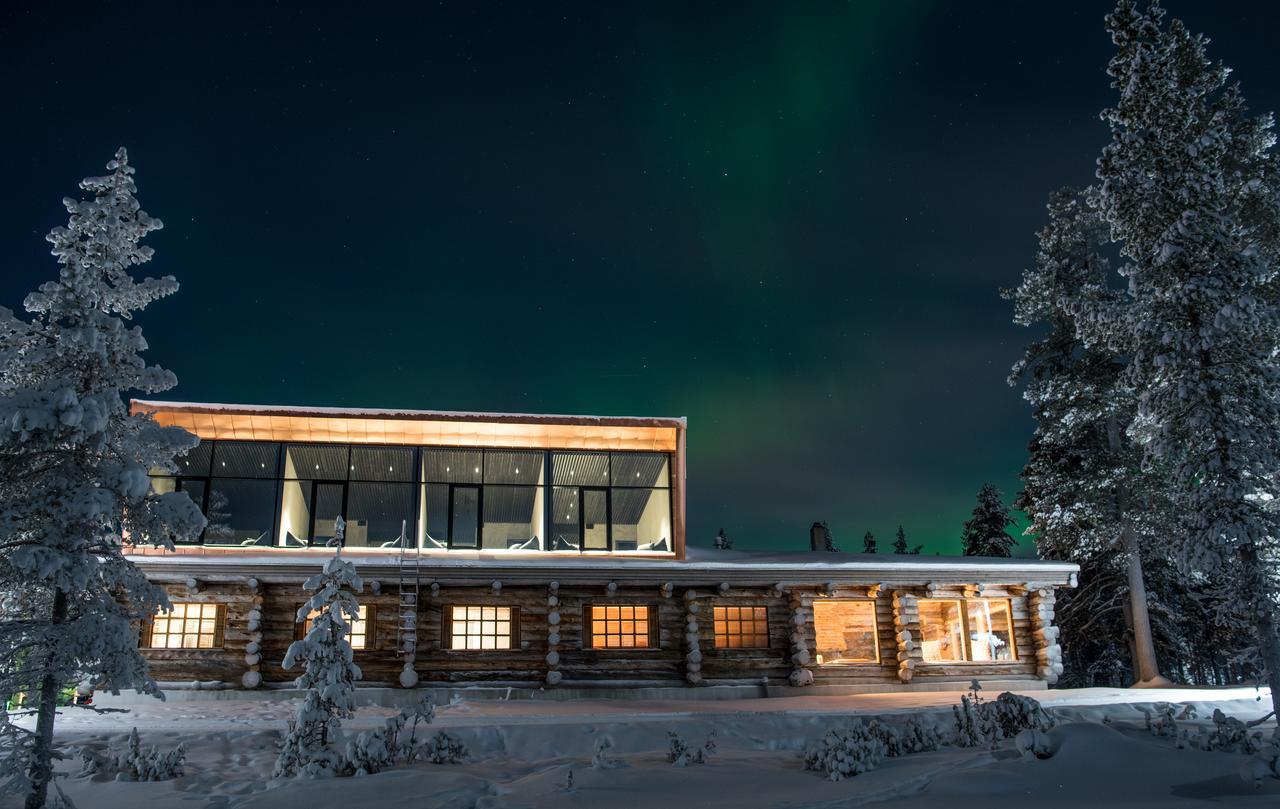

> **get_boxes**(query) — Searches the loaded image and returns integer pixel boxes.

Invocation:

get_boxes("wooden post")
[787,591,813,687]
[892,591,922,683]
[1029,588,1063,684]
[683,589,703,685]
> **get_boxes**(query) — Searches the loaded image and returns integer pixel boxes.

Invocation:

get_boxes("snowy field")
[10,686,1278,808]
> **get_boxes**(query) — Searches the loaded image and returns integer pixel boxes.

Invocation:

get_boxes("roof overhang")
[131,400,683,452]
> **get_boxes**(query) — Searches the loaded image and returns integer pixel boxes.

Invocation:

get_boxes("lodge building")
[127,400,1077,695]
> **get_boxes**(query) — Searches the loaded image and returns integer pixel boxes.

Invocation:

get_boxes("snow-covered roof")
[128,547,1078,587]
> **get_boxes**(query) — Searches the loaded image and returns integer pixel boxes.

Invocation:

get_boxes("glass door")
[581,487,610,551]
[450,485,480,548]
[311,482,347,547]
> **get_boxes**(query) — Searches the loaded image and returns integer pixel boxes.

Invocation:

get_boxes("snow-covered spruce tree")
[1007,186,1212,687]
[713,528,732,550]
[274,516,364,778]
[0,149,205,809]
[862,531,876,554]
[960,484,1017,558]
[1076,0,1280,711]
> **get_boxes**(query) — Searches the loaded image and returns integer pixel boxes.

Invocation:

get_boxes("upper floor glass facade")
[150,441,673,553]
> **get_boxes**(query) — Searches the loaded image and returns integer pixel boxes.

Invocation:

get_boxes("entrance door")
[581,487,610,551]
[450,485,480,549]
[311,482,347,547]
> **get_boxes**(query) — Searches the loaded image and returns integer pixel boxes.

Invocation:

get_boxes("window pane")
[609,488,670,552]
[420,484,449,548]
[966,599,1016,661]
[176,441,213,476]
[812,601,878,663]
[582,489,608,550]
[150,476,176,495]
[919,600,966,662]
[590,605,652,649]
[550,487,580,551]
[312,483,345,547]
[422,449,482,484]
[150,602,220,649]
[346,482,415,548]
[284,445,349,480]
[448,605,513,650]
[482,485,543,549]
[450,486,480,548]
[211,442,279,478]
[484,450,545,485]
[204,479,278,546]
[277,479,311,547]
[552,452,609,485]
[611,452,670,488]
[349,446,414,482]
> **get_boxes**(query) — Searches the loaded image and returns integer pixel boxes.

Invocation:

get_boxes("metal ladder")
[395,520,420,665]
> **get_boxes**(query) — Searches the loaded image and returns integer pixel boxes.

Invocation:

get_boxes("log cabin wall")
[140,577,1062,690]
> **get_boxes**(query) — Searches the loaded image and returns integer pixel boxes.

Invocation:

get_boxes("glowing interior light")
[220,461,225,467]
[515,468,519,474]
[315,464,320,470]
[474,467,480,474]
[388,465,393,472]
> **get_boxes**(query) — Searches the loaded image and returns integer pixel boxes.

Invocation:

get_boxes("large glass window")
[918,599,1017,663]
[447,606,514,650]
[146,440,673,553]
[205,478,278,546]
[147,603,223,649]
[813,600,879,664]
[588,604,654,649]
[346,483,415,548]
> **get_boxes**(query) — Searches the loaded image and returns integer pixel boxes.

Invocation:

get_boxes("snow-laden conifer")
[861,531,876,554]
[960,484,1017,557]
[274,517,364,778]
[1076,0,1280,713]
[0,149,205,809]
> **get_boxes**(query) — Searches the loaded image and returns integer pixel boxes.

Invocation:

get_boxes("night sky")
[3,2,1278,556]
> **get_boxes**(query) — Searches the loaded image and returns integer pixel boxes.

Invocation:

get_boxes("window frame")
[443,604,520,651]
[917,597,1019,664]
[584,603,660,651]
[295,603,376,652]
[711,604,772,650]
[144,602,225,650]
[811,598,881,665]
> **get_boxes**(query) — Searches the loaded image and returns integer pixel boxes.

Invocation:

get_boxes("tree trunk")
[25,588,67,809]
[1239,545,1280,720]
[1124,532,1172,687]
[1104,415,1171,688]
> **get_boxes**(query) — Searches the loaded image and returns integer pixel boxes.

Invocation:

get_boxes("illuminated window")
[448,606,515,650]
[589,604,654,649]
[812,600,879,664]
[147,602,223,649]
[713,605,769,648]
[300,605,372,651]
[919,599,1016,663]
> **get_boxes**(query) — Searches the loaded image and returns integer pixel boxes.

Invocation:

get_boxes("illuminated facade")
[128,401,1076,695]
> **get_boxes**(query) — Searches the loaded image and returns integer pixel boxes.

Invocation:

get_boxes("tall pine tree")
[891,525,920,555]
[960,484,1017,557]
[1080,0,1280,710]
[1007,187,1174,686]
[0,149,206,809]
[862,531,877,554]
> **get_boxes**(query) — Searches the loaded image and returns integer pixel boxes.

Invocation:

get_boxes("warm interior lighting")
[590,604,652,648]
[301,605,370,650]
[812,600,879,664]
[713,605,769,648]
[148,602,222,649]
[450,605,513,650]
[918,599,1016,663]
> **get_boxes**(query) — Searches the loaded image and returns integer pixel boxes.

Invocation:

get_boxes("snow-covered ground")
[10,686,1277,808]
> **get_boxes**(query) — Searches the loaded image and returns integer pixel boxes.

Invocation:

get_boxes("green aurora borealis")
[4,1,1280,555]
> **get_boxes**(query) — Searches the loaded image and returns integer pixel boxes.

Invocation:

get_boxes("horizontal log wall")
[140,578,1059,689]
